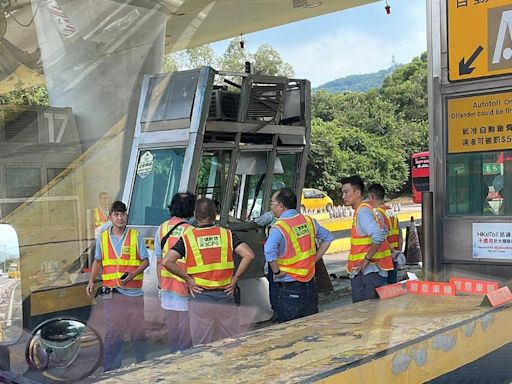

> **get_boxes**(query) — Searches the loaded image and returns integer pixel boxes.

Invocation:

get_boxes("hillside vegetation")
[308,53,428,202]
[314,65,400,93]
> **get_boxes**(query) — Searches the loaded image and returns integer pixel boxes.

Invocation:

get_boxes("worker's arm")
[359,243,383,273]
[120,258,149,286]
[156,258,162,287]
[313,219,333,262]
[357,207,386,274]
[224,242,255,296]
[264,227,286,278]
[315,241,331,262]
[162,249,203,296]
[120,232,150,286]
[154,230,163,287]
[398,226,404,252]
[86,259,102,298]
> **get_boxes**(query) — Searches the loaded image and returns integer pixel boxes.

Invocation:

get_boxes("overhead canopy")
[157,0,379,51]
[0,0,378,94]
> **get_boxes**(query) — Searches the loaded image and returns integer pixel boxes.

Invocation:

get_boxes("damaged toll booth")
[426,1,512,281]
[121,66,312,320]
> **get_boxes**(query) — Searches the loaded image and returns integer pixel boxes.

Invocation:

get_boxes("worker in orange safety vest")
[162,197,255,346]
[368,183,404,284]
[264,187,333,323]
[342,176,394,303]
[154,192,196,352]
[93,192,111,228]
[86,201,149,371]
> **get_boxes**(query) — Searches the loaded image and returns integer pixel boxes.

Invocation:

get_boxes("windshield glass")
[128,148,185,226]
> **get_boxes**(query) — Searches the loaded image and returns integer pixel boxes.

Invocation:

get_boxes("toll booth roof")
[92,295,509,383]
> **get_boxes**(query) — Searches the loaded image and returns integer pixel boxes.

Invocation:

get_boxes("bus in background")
[411,151,430,204]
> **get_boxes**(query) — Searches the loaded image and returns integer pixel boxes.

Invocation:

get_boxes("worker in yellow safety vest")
[368,183,404,284]
[93,192,111,228]
[265,187,333,323]
[162,197,255,346]
[341,176,394,303]
[154,192,196,352]
[86,201,149,371]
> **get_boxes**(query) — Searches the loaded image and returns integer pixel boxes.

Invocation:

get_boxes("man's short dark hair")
[168,192,196,218]
[194,197,217,221]
[110,201,127,214]
[368,184,385,201]
[341,175,365,195]
[274,187,297,210]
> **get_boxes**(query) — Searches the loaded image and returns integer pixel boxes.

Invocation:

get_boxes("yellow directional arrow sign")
[448,0,512,81]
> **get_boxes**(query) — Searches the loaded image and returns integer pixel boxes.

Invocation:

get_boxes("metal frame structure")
[122,66,311,281]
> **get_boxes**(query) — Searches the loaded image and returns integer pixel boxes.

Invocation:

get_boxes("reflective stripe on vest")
[347,202,393,273]
[376,205,400,250]
[159,217,191,296]
[94,207,107,227]
[183,226,234,288]
[273,214,317,282]
[101,229,143,289]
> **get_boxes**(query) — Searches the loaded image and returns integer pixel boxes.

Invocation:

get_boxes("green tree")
[380,52,428,123]
[306,118,408,203]
[0,84,50,106]
[164,40,294,78]
[216,39,250,73]
[305,119,343,193]
[308,53,429,198]
[164,45,216,72]
[251,44,294,77]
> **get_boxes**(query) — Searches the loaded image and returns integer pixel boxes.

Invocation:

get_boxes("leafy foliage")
[0,85,49,106]
[164,39,294,77]
[380,53,428,123]
[307,53,428,202]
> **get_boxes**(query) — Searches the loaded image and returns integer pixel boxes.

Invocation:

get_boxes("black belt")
[278,280,312,287]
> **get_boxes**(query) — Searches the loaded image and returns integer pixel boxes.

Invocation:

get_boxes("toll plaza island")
[0,0,512,383]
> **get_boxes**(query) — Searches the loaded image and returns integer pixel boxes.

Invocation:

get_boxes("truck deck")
[91,294,511,383]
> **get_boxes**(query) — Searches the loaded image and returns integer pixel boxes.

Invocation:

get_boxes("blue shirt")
[95,227,149,296]
[264,209,334,282]
[354,202,388,277]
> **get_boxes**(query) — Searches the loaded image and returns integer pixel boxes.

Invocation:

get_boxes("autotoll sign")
[448,0,512,81]
[447,91,512,153]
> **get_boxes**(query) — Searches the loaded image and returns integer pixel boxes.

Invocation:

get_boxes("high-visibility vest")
[101,229,143,289]
[376,205,400,250]
[273,214,317,282]
[347,202,394,273]
[159,217,191,296]
[94,207,108,227]
[183,226,234,288]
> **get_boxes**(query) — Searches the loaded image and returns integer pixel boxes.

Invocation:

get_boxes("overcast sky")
[0,225,19,263]
[212,0,427,87]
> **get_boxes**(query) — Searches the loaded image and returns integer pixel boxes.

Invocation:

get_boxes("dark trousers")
[188,290,239,346]
[350,272,386,303]
[102,293,147,371]
[387,269,398,284]
[165,310,192,353]
[276,279,318,323]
